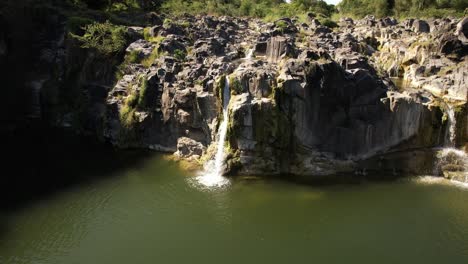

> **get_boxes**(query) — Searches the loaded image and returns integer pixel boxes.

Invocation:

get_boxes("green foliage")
[338,0,467,18]
[69,0,162,11]
[163,18,173,28]
[229,76,243,95]
[137,76,149,109]
[161,0,336,20]
[141,47,161,67]
[120,103,136,128]
[319,18,338,28]
[173,49,187,61]
[71,21,127,56]
[127,50,141,63]
[119,74,149,128]
[275,20,289,32]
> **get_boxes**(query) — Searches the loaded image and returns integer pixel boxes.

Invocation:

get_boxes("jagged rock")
[310,19,321,28]
[127,27,144,41]
[271,18,298,35]
[126,39,155,58]
[412,19,430,33]
[254,41,267,56]
[22,12,466,178]
[147,12,164,26]
[456,17,468,44]
[158,35,187,54]
[174,88,196,108]
[194,38,225,60]
[266,36,295,62]
[314,26,332,35]
[379,17,397,27]
[340,17,354,26]
[174,137,206,158]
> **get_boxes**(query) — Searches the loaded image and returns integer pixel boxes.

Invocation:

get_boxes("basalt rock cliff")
[3,9,467,179]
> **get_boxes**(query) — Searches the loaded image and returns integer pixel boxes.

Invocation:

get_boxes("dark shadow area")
[0,123,152,213]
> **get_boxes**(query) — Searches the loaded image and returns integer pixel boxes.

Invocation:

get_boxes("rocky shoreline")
[6,11,467,180]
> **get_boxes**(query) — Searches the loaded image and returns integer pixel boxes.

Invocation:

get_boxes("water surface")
[1,152,468,264]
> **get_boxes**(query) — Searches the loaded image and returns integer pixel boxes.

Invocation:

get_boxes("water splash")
[245,48,254,60]
[196,77,231,188]
[196,49,254,188]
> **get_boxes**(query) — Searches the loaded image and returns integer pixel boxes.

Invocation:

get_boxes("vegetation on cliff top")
[338,0,467,18]
[66,0,466,20]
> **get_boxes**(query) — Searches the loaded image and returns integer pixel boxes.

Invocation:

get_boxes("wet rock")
[175,137,206,158]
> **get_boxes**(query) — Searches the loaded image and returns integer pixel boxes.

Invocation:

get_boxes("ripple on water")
[192,172,230,189]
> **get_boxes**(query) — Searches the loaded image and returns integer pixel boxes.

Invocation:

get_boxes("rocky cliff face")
[13,11,468,179]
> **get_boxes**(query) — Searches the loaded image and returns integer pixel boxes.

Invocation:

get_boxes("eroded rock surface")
[23,13,467,179]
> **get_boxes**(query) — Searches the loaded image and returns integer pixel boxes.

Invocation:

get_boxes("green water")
[2,153,468,264]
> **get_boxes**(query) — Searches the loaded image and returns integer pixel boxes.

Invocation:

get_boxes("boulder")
[455,17,468,44]
[126,39,155,59]
[174,137,206,158]
[266,36,296,62]
[412,19,430,33]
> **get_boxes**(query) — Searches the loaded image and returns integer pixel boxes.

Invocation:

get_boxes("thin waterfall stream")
[196,49,254,187]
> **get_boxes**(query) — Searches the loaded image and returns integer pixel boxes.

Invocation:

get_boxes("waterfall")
[436,104,468,183]
[445,105,456,147]
[196,77,231,187]
[196,49,254,188]
[245,48,254,60]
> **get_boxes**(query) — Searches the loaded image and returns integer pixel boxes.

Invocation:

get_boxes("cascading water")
[436,104,468,183]
[196,49,254,187]
[445,105,456,147]
[196,77,231,188]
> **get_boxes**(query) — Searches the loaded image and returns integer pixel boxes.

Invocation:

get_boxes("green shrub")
[137,76,149,109]
[71,21,128,56]
[141,48,160,67]
[120,103,136,128]
[173,49,187,61]
[319,18,338,28]
[338,0,467,18]
[163,18,173,28]
[275,20,289,33]
[127,50,141,63]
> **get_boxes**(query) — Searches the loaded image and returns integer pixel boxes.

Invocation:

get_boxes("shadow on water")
[230,170,417,190]
[0,123,153,213]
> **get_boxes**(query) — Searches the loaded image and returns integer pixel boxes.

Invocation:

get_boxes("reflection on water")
[1,153,468,264]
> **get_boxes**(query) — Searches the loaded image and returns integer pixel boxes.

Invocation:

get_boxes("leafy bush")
[71,21,128,56]
[173,49,187,61]
[137,76,149,109]
[319,18,338,28]
[338,0,467,18]
[275,20,289,32]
